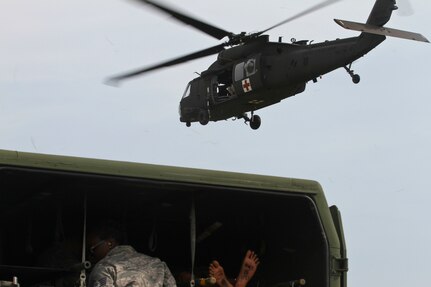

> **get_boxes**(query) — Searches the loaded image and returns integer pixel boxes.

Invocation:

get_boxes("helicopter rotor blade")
[107,43,226,84]
[257,0,342,36]
[131,0,232,40]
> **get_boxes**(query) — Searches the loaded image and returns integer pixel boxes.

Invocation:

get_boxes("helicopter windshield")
[182,82,192,99]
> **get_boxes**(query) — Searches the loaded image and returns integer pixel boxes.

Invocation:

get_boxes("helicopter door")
[232,55,263,96]
[211,71,237,104]
[187,78,209,109]
[180,78,209,123]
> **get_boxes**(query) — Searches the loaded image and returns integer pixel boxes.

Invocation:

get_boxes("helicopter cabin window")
[182,82,192,99]
[234,62,245,81]
[234,58,257,81]
[245,59,256,76]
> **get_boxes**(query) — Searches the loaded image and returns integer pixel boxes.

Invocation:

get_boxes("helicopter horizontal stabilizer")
[334,19,429,43]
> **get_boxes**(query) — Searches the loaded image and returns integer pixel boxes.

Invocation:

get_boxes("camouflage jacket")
[89,245,177,287]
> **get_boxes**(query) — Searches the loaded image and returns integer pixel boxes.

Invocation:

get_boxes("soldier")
[87,221,176,287]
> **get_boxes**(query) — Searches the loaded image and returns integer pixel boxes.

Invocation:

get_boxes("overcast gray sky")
[1,0,430,286]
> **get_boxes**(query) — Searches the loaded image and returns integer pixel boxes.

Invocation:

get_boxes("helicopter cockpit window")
[182,82,191,99]
[234,58,257,81]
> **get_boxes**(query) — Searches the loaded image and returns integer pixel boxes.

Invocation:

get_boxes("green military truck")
[0,149,347,287]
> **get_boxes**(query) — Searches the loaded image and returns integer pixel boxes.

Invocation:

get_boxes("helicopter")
[108,0,428,130]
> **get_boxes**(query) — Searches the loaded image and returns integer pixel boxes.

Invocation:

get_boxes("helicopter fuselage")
[109,0,426,129]
[179,33,385,125]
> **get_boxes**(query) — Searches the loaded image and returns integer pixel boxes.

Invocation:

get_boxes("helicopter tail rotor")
[396,0,414,16]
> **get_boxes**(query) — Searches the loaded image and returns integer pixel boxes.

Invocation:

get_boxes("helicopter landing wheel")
[186,122,191,127]
[250,115,261,130]
[344,64,360,84]
[352,74,360,84]
[198,110,209,125]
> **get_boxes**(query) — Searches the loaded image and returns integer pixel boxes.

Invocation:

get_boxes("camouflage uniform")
[89,245,177,287]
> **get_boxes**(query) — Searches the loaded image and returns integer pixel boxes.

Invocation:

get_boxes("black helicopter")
[109,0,428,130]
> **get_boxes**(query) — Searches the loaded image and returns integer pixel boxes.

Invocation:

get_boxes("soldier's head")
[87,220,125,263]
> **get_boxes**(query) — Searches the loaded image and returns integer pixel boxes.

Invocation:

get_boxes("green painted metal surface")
[0,149,321,195]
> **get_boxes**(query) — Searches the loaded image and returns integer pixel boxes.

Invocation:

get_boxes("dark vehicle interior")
[0,167,328,287]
